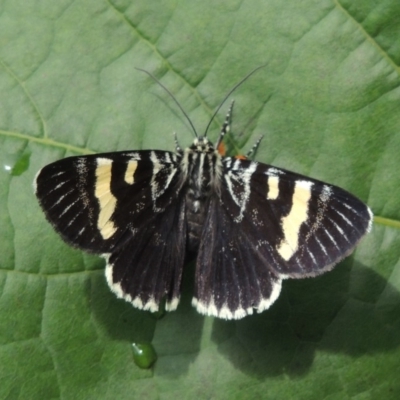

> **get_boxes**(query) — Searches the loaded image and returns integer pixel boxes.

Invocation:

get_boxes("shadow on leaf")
[212,259,400,377]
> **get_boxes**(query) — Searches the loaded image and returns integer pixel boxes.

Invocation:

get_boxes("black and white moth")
[34,72,373,320]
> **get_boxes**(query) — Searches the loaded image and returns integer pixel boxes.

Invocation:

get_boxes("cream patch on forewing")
[124,160,138,184]
[267,175,279,200]
[277,180,313,260]
[95,158,117,239]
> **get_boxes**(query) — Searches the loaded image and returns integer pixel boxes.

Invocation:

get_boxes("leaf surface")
[1,0,400,398]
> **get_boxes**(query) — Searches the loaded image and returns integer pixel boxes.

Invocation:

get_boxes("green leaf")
[1,0,400,398]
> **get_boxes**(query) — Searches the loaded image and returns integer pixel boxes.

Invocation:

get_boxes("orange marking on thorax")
[217,142,226,156]
[218,142,247,160]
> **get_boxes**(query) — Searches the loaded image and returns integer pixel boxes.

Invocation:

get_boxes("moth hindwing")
[35,101,372,320]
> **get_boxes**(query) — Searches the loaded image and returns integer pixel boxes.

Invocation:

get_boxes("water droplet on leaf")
[132,342,157,369]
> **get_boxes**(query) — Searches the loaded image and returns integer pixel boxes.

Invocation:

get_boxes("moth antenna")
[173,132,183,154]
[204,64,267,137]
[246,134,264,159]
[136,68,198,138]
[215,100,234,150]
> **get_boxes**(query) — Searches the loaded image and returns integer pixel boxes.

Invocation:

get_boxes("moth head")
[191,136,214,152]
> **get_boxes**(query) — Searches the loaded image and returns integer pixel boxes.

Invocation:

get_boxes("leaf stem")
[374,216,400,229]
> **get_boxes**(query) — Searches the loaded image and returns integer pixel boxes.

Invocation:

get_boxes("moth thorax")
[184,144,221,252]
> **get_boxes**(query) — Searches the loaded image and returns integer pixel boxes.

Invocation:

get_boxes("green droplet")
[4,152,31,176]
[132,342,157,369]
[12,152,31,176]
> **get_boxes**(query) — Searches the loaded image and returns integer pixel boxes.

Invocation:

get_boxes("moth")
[34,69,373,320]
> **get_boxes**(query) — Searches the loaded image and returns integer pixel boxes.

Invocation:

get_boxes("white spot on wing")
[65,207,85,228]
[192,277,282,319]
[321,185,332,201]
[104,259,162,313]
[76,226,86,237]
[277,180,313,261]
[266,167,284,176]
[324,229,340,250]
[315,237,328,256]
[104,262,125,299]
[33,169,41,193]
[95,158,117,239]
[132,297,144,309]
[165,297,180,311]
[124,160,138,184]
[333,208,354,227]
[327,217,350,243]
[58,198,78,218]
[218,305,232,319]
[267,175,279,200]
[126,152,141,160]
[53,180,68,191]
[192,297,217,317]
[141,298,158,312]
[48,188,75,210]
[224,160,257,222]
[256,278,282,312]
[45,179,73,197]
[150,151,178,211]
[366,207,373,232]
[307,248,317,265]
